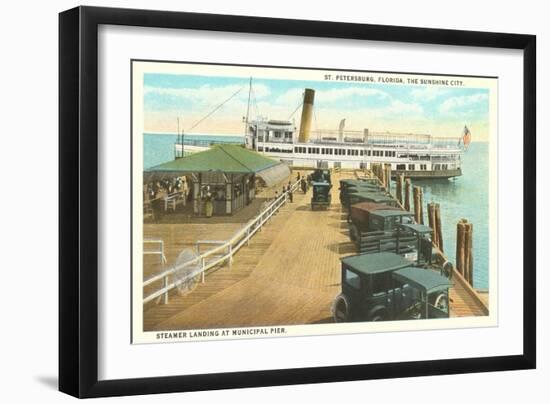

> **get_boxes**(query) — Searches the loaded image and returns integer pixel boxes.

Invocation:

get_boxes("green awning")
[341,252,411,275]
[144,144,290,186]
[147,144,280,174]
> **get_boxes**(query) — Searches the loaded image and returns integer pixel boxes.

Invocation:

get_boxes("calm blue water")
[143,134,489,289]
[414,142,489,289]
[143,133,244,169]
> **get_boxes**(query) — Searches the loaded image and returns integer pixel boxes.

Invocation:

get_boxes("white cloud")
[439,93,488,115]
[383,100,423,115]
[274,86,390,107]
[144,83,271,106]
[411,86,449,101]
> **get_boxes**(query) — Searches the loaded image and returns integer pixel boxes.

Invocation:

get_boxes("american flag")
[462,125,472,149]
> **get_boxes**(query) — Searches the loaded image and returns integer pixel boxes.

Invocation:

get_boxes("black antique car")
[345,191,398,210]
[349,203,413,235]
[310,168,331,184]
[339,179,386,207]
[311,181,332,210]
[332,252,451,322]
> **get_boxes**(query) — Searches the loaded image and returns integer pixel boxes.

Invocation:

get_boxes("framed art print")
[59,6,536,398]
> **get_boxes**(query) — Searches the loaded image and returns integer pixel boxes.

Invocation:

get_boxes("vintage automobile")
[356,218,434,264]
[311,181,332,210]
[332,252,452,322]
[345,191,398,210]
[339,178,380,190]
[349,203,411,234]
[310,168,331,184]
[339,179,384,205]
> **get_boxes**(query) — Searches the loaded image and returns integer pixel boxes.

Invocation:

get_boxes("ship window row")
[260,146,293,153]
[396,164,428,171]
[290,147,395,156]
[272,131,293,139]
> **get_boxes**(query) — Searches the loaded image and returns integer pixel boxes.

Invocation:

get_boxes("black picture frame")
[59,5,536,398]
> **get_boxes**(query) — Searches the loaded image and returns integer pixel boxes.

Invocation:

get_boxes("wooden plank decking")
[143,171,488,331]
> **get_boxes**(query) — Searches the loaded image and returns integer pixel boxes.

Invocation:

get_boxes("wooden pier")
[143,170,488,331]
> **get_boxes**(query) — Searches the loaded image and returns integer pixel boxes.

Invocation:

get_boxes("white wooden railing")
[143,180,301,305]
[143,238,167,265]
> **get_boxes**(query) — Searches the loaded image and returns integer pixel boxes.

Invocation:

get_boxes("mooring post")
[418,187,424,225]
[404,178,411,212]
[413,186,419,223]
[427,202,437,245]
[413,186,422,223]
[464,222,474,285]
[385,164,392,192]
[456,219,467,277]
[435,203,444,252]
[396,174,404,206]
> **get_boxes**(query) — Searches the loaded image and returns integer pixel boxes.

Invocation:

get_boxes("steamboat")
[175,86,471,179]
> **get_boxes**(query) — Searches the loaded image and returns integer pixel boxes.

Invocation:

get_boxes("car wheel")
[369,310,387,322]
[434,293,448,311]
[332,294,350,323]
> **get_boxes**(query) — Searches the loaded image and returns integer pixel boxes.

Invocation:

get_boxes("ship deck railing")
[175,138,244,148]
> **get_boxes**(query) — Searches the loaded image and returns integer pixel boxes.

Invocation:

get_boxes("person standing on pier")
[287,184,293,203]
[181,176,189,206]
[300,177,307,194]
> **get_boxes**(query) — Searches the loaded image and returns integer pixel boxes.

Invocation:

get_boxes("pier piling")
[396,174,404,206]
[428,202,444,252]
[404,178,411,212]
[428,202,437,245]
[456,219,474,285]
[384,164,392,192]
[413,186,424,224]
[464,222,474,285]
[435,203,444,253]
[456,219,466,277]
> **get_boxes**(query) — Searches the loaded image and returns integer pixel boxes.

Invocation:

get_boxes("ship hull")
[392,168,462,179]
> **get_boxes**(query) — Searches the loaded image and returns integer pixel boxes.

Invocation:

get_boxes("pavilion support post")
[226,176,232,215]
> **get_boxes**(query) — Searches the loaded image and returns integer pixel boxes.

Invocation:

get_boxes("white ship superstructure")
[175,87,469,179]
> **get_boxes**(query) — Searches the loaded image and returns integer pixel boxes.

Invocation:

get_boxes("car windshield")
[344,269,360,289]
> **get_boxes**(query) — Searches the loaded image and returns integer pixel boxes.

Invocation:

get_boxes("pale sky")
[143,72,491,141]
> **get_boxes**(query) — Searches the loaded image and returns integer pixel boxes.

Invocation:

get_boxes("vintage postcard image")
[131,61,497,344]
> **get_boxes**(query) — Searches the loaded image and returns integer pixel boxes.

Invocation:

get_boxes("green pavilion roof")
[144,144,291,186]
[146,144,281,174]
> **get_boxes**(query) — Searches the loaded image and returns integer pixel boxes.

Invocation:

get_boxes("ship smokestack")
[298,88,315,143]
